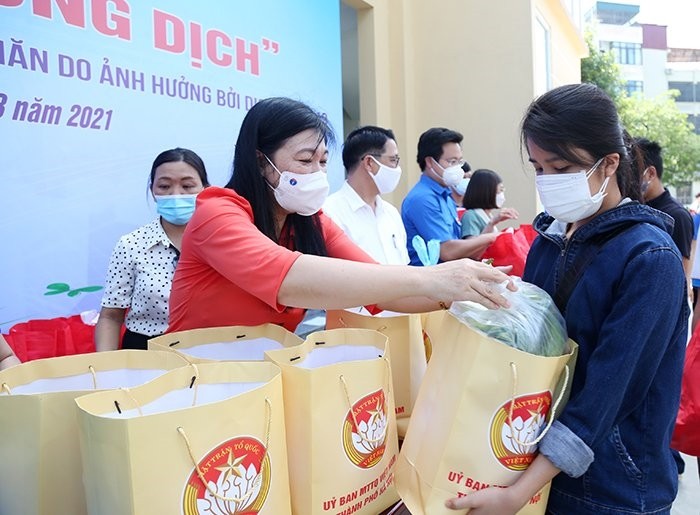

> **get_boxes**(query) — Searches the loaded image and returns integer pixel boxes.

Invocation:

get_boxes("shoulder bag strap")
[553,222,638,314]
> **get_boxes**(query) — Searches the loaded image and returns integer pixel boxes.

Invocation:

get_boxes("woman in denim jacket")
[447,83,688,514]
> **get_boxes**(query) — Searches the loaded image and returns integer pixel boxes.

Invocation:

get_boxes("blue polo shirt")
[401,174,460,266]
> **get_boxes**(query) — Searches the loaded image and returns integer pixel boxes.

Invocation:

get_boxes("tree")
[580,32,625,104]
[580,32,700,187]
[618,92,700,185]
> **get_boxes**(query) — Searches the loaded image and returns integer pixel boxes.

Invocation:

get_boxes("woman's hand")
[445,487,524,514]
[490,207,519,225]
[427,259,516,309]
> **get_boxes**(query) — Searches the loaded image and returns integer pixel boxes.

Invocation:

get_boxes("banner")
[0,0,344,331]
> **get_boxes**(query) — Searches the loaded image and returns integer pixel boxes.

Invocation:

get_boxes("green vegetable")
[450,278,568,357]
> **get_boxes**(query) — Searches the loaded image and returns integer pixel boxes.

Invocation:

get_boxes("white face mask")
[495,192,506,208]
[368,156,402,194]
[265,156,329,216]
[452,177,470,197]
[434,160,464,187]
[535,158,608,223]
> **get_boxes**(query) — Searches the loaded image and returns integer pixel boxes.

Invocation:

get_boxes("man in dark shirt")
[637,138,693,280]
[636,137,694,478]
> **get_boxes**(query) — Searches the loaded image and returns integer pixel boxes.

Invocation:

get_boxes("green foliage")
[580,32,700,186]
[618,91,700,185]
[580,32,625,104]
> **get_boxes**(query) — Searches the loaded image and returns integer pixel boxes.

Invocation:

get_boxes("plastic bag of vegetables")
[449,277,568,357]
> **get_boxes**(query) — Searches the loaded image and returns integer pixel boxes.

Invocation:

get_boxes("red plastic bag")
[6,316,96,361]
[672,324,700,456]
[481,224,538,277]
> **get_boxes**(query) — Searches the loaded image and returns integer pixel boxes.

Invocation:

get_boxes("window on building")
[676,182,692,206]
[688,114,700,135]
[625,80,643,95]
[533,14,551,96]
[599,41,642,65]
[669,81,700,103]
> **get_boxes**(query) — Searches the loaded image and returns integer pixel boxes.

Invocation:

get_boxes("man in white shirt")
[323,126,409,264]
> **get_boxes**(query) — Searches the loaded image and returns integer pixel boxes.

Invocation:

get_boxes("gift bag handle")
[507,362,570,447]
[339,358,391,445]
[177,397,272,503]
[335,316,388,334]
[1,364,102,394]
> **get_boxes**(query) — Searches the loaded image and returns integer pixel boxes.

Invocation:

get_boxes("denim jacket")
[523,201,688,515]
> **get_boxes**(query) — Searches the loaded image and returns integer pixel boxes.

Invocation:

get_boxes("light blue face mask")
[452,177,470,197]
[154,194,198,225]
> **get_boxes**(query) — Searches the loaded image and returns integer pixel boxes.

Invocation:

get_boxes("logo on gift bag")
[182,436,271,515]
[342,389,388,468]
[489,391,552,471]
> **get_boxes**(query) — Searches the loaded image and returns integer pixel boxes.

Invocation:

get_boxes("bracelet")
[438,301,449,310]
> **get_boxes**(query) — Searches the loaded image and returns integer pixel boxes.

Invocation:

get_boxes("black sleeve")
[673,208,694,259]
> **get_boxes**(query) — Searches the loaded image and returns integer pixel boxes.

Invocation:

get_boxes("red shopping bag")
[6,316,97,361]
[481,224,538,277]
[2,333,27,362]
[65,315,96,355]
[672,324,700,456]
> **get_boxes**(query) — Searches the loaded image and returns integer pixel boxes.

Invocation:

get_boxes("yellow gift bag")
[0,350,188,515]
[395,311,577,515]
[148,323,303,362]
[75,361,291,515]
[266,328,400,515]
[326,309,427,438]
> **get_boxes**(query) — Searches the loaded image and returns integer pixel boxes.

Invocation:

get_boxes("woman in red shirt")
[168,98,514,333]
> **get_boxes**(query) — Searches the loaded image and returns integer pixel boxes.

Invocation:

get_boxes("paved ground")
[672,453,700,515]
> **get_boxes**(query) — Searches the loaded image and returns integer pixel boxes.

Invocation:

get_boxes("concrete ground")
[672,453,700,515]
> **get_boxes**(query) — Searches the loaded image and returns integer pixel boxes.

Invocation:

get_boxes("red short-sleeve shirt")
[167,187,377,332]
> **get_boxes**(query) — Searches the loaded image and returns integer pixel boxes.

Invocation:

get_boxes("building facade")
[340,0,588,223]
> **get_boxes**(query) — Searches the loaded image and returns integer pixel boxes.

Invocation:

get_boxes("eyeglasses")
[368,154,401,167]
[440,157,465,167]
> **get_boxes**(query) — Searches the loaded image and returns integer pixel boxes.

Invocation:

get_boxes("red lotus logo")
[342,389,388,468]
[182,436,271,514]
[489,391,552,471]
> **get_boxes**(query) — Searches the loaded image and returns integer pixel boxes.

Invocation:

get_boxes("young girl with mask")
[167,97,515,333]
[460,169,519,242]
[95,148,210,351]
[446,83,688,514]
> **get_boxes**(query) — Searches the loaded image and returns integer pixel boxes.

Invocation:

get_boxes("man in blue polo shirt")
[401,127,498,265]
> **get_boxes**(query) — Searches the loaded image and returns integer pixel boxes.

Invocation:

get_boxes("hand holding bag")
[395,307,577,515]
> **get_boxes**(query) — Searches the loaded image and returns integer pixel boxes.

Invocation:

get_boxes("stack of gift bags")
[1,323,400,515]
[0,279,578,515]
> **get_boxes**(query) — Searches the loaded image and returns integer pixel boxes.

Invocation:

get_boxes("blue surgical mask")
[155,194,198,225]
[452,177,470,197]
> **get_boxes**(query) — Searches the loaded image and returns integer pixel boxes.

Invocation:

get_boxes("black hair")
[148,147,210,190]
[521,83,641,201]
[225,97,335,256]
[416,127,463,171]
[462,169,502,210]
[342,125,396,174]
[635,137,664,179]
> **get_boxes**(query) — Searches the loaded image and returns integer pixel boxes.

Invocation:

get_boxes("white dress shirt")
[323,182,409,265]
